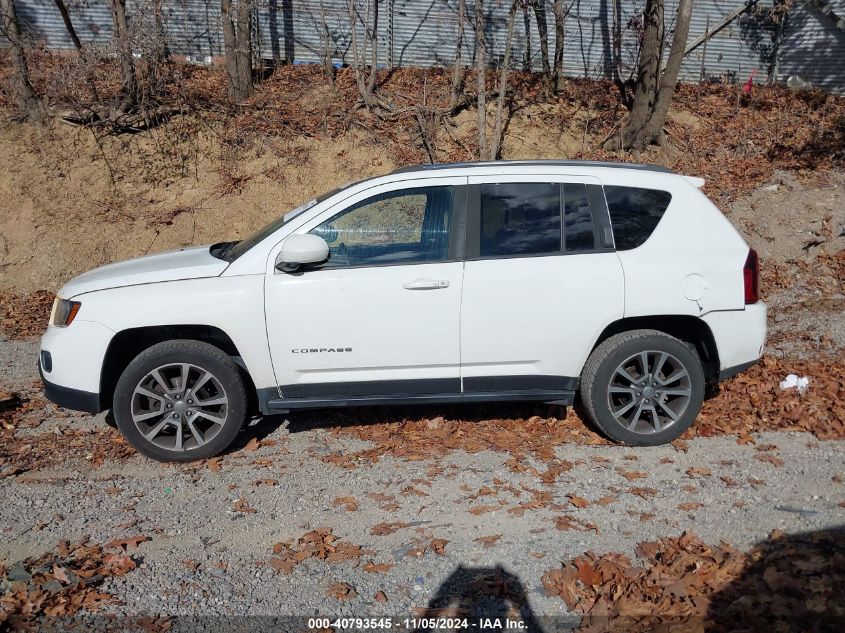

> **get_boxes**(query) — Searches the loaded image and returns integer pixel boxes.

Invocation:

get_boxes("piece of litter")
[779,374,810,394]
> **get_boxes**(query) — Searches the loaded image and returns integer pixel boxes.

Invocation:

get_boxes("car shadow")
[224,399,605,456]
[411,564,546,633]
[274,401,571,435]
[706,525,845,632]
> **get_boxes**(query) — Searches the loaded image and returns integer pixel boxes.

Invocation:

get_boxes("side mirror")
[276,234,329,272]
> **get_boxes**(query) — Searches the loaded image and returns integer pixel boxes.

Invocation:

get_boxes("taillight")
[743,248,759,304]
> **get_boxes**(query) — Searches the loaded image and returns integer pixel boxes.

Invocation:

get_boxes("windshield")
[220,187,344,262]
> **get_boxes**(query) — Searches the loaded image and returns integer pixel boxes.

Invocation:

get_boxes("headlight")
[49,297,81,327]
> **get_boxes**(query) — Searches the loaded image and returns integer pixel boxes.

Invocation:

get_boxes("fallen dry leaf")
[755,453,785,467]
[363,560,394,573]
[628,487,658,499]
[333,496,359,511]
[232,498,257,514]
[474,534,502,548]
[326,582,356,600]
[686,467,713,477]
[567,494,590,509]
[370,522,408,536]
[104,535,149,551]
[543,527,844,632]
[595,495,618,506]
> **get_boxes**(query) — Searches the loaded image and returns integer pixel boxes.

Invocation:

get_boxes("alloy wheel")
[130,362,229,452]
[606,350,692,434]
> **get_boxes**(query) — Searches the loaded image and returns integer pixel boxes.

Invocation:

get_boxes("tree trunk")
[153,0,170,63]
[1,0,41,119]
[110,0,138,111]
[532,0,552,94]
[643,0,692,142]
[613,0,664,150]
[449,0,466,111]
[609,0,692,150]
[348,0,379,107]
[52,0,100,102]
[52,0,82,50]
[491,1,518,159]
[221,0,254,102]
[475,0,487,159]
[365,0,379,99]
[551,0,565,93]
[610,0,631,107]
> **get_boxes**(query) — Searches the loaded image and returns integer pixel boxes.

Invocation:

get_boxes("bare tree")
[221,0,254,102]
[1,0,41,119]
[109,0,139,110]
[347,0,381,108]
[152,0,170,64]
[551,0,570,93]
[52,0,99,101]
[607,0,693,150]
[490,1,518,158]
[449,0,467,111]
[610,0,632,107]
[475,0,487,159]
[530,0,553,94]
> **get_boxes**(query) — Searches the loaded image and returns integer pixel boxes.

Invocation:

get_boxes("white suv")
[40,161,766,461]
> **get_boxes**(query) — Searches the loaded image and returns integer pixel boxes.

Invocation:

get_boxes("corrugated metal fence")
[13,0,845,94]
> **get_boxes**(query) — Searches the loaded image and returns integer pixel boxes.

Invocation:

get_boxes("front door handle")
[403,278,450,290]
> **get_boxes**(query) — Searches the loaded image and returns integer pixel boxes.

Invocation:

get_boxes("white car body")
[40,161,766,425]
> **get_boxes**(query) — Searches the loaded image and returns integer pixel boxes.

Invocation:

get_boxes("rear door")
[460,174,624,396]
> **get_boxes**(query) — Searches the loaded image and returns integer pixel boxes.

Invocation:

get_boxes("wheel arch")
[589,315,720,383]
[100,324,258,411]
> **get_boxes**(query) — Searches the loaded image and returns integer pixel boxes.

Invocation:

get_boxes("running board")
[265,389,575,412]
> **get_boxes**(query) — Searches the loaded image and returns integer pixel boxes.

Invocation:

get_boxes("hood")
[59,245,229,298]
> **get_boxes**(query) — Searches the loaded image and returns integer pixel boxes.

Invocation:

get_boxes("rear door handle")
[403,278,450,290]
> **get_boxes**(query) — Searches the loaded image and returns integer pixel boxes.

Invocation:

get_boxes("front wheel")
[580,330,705,446]
[113,340,248,462]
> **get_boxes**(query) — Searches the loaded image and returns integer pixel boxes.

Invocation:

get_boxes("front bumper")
[40,362,101,413]
[39,319,113,414]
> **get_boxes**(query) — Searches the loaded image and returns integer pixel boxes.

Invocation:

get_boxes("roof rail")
[390,160,673,175]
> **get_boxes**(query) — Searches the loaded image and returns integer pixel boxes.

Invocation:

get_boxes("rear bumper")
[39,362,102,413]
[718,358,759,382]
[703,302,767,376]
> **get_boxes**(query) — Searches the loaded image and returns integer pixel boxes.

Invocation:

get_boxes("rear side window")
[563,183,595,252]
[479,183,560,257]
[604,186,672,250]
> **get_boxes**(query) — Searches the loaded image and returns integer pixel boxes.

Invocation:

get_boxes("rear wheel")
[113,340,248,462]
[580,330,705,446]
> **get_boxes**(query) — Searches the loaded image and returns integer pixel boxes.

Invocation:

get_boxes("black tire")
[113,340,248,462]
[580,329,705,446]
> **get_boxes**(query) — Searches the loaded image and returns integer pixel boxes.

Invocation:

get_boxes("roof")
[390,160,674,175]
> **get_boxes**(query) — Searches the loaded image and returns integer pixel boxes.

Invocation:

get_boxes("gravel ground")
[2,337,845,629]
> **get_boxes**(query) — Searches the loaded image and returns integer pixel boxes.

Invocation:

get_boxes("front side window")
[479,183,561,257]
[310,186,454,268]
[604,185,672,251]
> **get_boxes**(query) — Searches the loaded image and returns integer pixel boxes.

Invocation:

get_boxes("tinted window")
[479,183,561,257]
[310,186,453,268]
[604,186,672,251]
[563,183,595,252]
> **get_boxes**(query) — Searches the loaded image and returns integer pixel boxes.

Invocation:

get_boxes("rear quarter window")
[604,186,672,251]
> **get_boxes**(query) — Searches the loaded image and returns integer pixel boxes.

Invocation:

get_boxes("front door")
[265,177,466,402]
[460,175,625,395]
